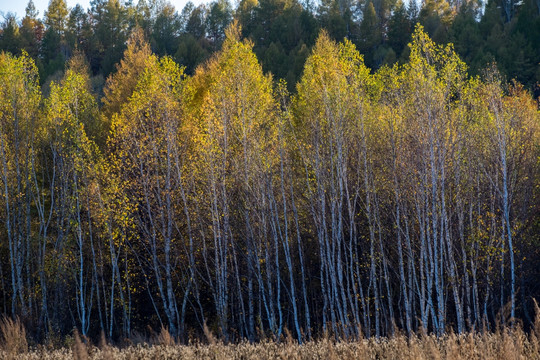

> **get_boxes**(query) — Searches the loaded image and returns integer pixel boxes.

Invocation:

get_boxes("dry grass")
[0,316,28,357]
[203,321,218,346]
[1,314,540,359]
[72,329,88,360]
[152,326,176,347]
[0,329,537,360]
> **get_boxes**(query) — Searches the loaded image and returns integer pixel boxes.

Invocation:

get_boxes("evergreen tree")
[152,3,182,56]
[418,0,454,44]
[358,1,382,68]
[387,0,412,60]
[20,0,44,60]
[44,0,69,32]
[0,13,21,55]
[66,4,92,54]
[206,0,233,48]
[449,1,482,72]
[185,3,208,38]
[89,0,129,76]
[42,0,69,80]
[175,33,210,74]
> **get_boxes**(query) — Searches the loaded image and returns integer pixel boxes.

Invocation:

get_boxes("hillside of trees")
[0,0,539,345]
[1,0,539,96]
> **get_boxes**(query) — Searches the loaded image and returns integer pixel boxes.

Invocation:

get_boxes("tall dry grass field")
[1,312,539,359]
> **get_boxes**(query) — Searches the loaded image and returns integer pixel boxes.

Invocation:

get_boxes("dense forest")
[1,0,539,95]
[0,0,539,345]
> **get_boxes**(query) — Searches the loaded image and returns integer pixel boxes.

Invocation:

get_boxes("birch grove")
[0,24,538,342]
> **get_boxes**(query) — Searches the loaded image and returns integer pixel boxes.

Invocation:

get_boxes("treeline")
[0,0,539,96]
[0,21,539,343]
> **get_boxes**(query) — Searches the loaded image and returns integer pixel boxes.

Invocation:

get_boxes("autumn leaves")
[0,23,538,341]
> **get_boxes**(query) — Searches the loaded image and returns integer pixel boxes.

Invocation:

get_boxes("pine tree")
[0,14,21,55]
[42,0,69,80]
[20,0,44,60]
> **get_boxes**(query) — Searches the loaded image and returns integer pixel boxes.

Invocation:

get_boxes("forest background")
[0,0,538,346]
[1,0,539,96]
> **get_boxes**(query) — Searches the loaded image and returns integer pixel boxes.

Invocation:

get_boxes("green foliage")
[89,0,129,77]
[175,34,210,75]
[151,3,182,56]
[19,1,44,61]
[206,0,233,47]
[44,0,68,33]
[0,0,537,98]
[0,14,21,55]
[387,0,412,60]
[358,2,382,68]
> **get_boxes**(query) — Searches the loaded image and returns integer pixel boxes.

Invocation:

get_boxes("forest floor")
[1,326,540,360]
